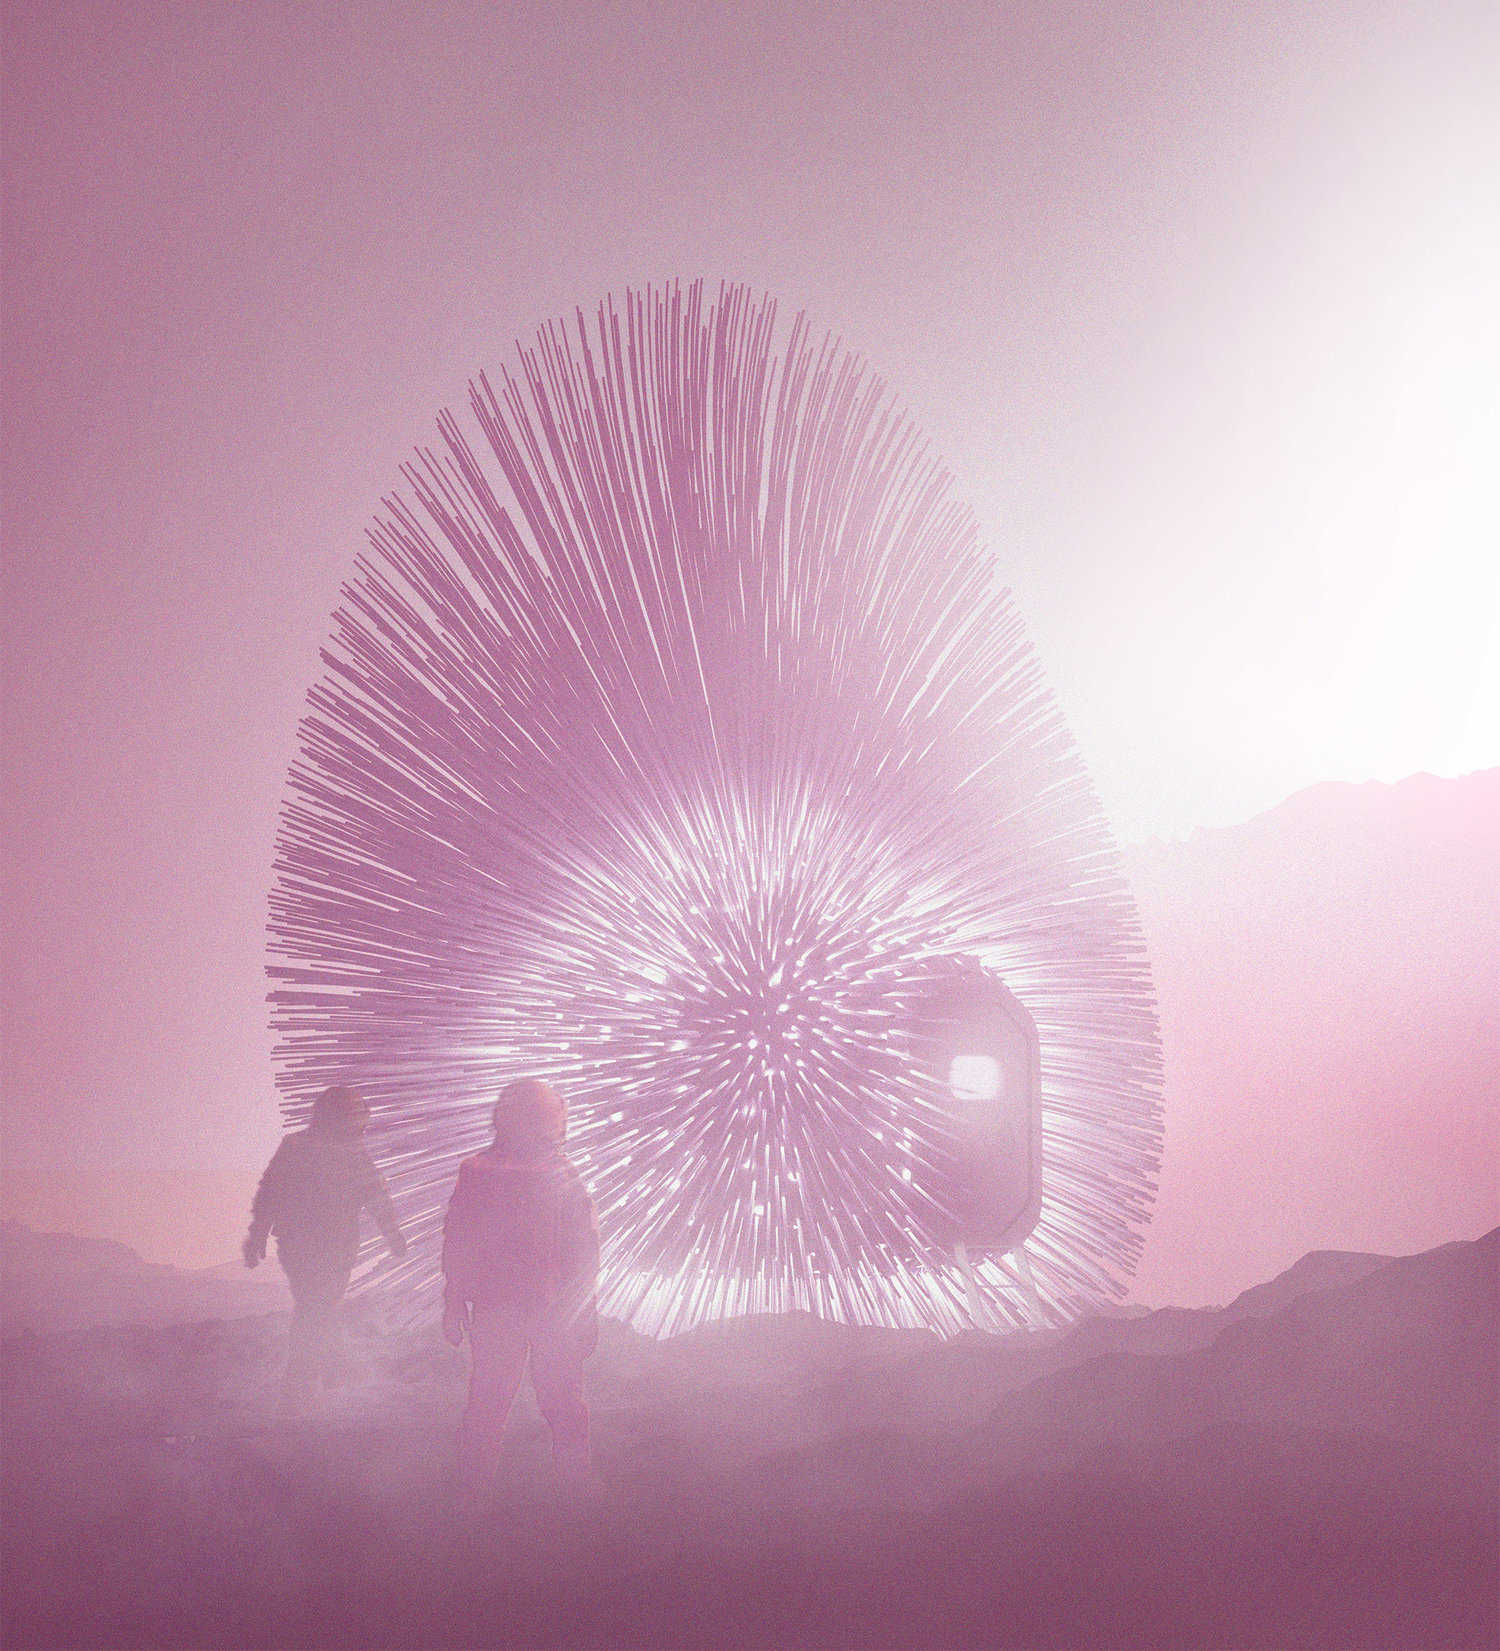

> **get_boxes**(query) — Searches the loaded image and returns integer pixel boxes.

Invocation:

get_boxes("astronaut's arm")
[243,1140,289,1265]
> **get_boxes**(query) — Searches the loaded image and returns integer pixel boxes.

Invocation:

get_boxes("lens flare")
[268,280,1162,1333]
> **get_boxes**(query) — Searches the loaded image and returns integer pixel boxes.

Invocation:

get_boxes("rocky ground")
[2,1228,1496,1649]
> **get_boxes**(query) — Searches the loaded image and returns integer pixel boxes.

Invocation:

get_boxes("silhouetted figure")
[442,1078,599,1492]
[243,1084,406,1410]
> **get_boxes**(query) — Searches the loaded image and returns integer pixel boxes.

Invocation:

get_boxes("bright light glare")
[949,1054,1003,1104]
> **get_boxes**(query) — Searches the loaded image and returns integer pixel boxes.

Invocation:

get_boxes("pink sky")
[3,1,1496,1287]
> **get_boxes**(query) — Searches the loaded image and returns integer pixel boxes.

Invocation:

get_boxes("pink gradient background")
[4,2,1496,1295]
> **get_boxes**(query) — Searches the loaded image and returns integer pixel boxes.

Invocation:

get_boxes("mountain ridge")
[1122,766,1500,1306]
[1,1217,289,1333]
[3,1214,1469,1345]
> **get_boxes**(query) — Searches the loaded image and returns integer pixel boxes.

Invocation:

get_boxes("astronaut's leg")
[281,1262,350,1411]
[530,1319,591,1480]
[457,1305,530,1493]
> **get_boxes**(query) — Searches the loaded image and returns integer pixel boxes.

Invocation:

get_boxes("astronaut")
[441,1077,599,1491]
[243,1084,406,1409]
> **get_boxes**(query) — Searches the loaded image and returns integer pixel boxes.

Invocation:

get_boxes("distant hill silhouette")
[1124,769,1500,1306]
[982,1227,1498,1463]
[1,1219,288,1333]
[1218,1244,1394,1318]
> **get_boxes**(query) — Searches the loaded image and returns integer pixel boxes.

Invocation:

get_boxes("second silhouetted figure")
[244,1083,406,1410]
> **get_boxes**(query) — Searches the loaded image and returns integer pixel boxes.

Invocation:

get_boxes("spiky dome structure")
[269,280,1161,1335]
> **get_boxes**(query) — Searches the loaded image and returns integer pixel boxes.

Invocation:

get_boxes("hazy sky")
[4,0,1496,1271]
